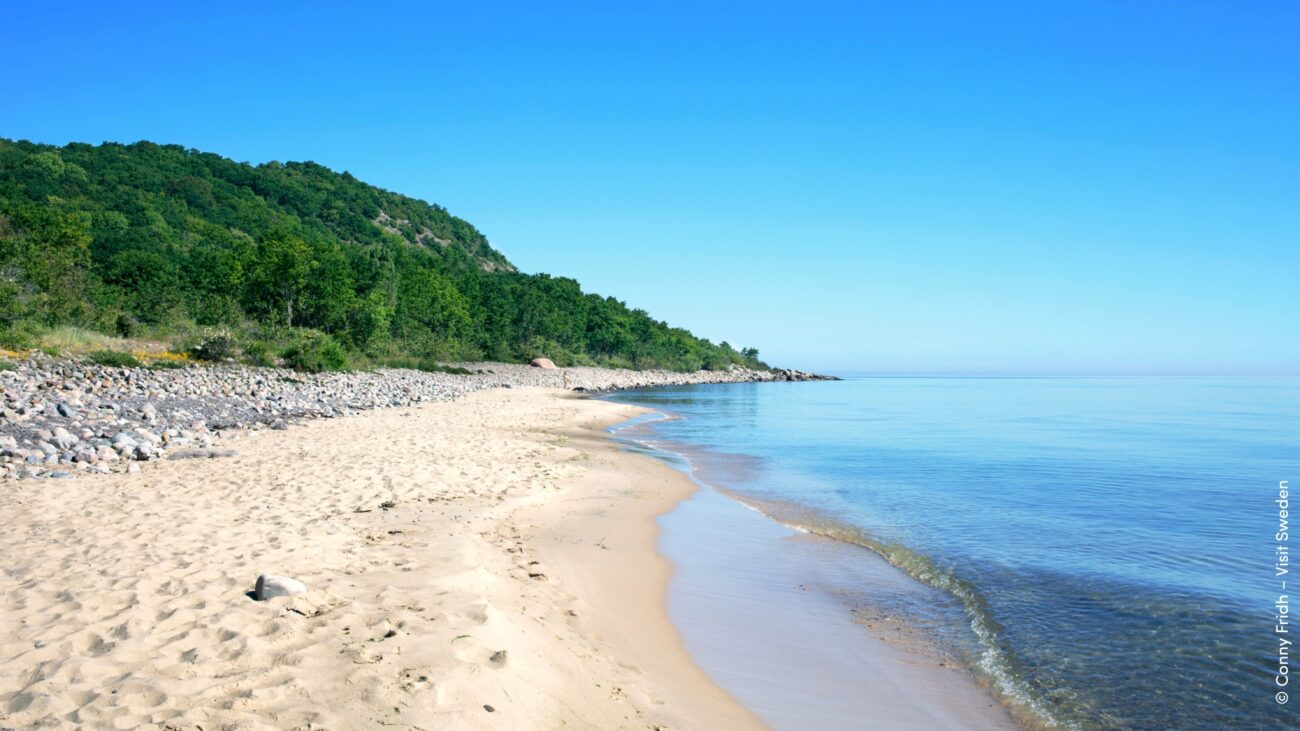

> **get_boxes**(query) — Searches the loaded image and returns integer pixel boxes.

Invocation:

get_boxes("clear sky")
[3,1,1296,374]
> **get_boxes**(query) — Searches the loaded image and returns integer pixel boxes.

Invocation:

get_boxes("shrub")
[281,333,350,373]
[190,329,239,362]
[87,350,142,368]
[241,340,277,367]
[114,314,138,338]
[0,322,39,349]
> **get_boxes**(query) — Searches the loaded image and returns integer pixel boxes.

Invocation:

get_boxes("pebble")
[0,352,829,480]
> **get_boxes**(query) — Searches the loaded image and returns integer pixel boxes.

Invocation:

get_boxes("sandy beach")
[1,388,761,729]
[2,386,1020,730]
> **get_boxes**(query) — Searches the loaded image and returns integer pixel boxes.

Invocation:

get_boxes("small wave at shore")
[608,411,1071,731]
[715,493,1073,731]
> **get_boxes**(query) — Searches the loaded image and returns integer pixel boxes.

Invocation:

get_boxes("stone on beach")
[168,448,236,460]
[51,427,78,450]
[0,350,832,480]
[254,574,308,601]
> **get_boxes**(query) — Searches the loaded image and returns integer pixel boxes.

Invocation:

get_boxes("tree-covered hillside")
[0,139,765,371]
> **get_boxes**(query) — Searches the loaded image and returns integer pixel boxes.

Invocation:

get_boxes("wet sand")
[1,387,1016,729]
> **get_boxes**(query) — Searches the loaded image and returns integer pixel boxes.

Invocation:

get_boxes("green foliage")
[0,360,15,372]
[0,138,768,372]
[190,330,240,362]
[241,339,278,367]
[87,350,142,367]
[370,355,480,375]
[280,332,350,373]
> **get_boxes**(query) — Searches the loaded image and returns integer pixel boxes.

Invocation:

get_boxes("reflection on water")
[609,377,1300,730]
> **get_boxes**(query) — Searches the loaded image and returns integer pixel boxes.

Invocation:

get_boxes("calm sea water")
[608,378,1299,730]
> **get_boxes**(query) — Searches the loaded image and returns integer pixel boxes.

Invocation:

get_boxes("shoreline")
[1,384,1017,730]
[0,354,832,481]
[0,388,763,729]
[604,406,1024,731]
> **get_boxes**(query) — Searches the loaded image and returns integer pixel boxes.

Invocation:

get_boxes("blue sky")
[4,1,1296,374]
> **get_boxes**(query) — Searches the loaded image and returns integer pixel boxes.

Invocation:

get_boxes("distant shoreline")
[0,353,834,481]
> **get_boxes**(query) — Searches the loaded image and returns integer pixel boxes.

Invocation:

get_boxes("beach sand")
[1,387,1013,730]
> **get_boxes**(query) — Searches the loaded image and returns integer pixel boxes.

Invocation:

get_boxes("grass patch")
[0,361,15,372]
[87,350,143,368]
[37,326,153,356]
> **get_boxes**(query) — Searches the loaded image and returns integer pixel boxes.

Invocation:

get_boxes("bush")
[87,350,142,367]
[146,359,187,370]
[281,333,350,373]
[0,321,39,349]
[114,314,138,338]
[190,329,239,362]
[241,340,277,367]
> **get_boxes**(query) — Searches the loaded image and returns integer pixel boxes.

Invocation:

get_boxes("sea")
[605,377,1299,731]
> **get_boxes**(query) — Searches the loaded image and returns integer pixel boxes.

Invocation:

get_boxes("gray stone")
[168,448,236,460]
[51,428,78,450]
[134,429,161,445]
[254,574,307,601]
[56,402,77,418]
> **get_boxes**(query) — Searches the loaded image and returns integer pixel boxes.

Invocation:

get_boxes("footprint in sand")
[400,669,434,692]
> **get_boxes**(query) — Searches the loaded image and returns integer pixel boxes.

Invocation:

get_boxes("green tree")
[247,229,310,326]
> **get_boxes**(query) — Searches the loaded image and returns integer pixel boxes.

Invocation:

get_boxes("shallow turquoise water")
[609,377,1299,730]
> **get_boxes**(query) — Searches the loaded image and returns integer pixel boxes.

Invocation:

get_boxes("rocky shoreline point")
[0,354,835,480]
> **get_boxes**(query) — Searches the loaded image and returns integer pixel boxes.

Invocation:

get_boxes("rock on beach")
[254,574,308,601]
[0,352,835,480]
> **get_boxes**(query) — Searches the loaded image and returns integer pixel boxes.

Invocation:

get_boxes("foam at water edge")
[608,411,1076,731]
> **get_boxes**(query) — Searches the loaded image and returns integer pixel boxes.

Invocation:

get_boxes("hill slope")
[0,139,765,371]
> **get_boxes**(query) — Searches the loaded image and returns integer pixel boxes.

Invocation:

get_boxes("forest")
[0,138,765,372]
